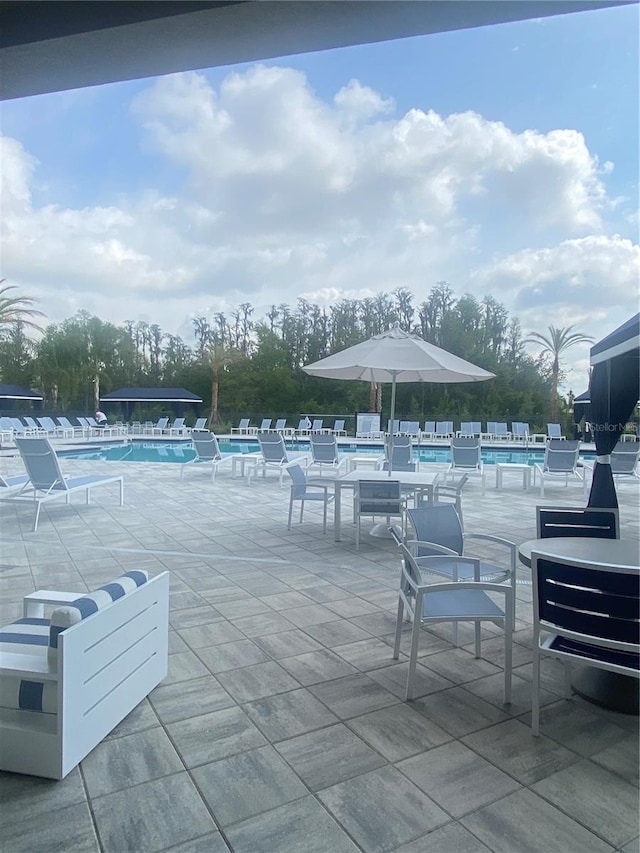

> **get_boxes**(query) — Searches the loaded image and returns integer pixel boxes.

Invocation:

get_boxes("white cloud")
[0,63,636,381]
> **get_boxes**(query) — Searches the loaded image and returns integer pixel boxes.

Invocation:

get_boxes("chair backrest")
[171,417,185,429]
[404,421,420,436]
[156,417,169,430]
[536,506,619,539]
[423,421,435,434]
[258,433,287,462]
[611,441,640,475]
[459,422,472,435]
[388,419,400,434]
[547,423,563,439]
[494,422,509,437]
[193,417,207,430]
[237,418,250,430]
[11,418,29,433]
[297,417,311,431]
[0,416,14,431]
[357,480,402,515]
[57,417,73,429]
[286,463,308,498]
[543,440,580,473]
[14,436,67,491]
[383,435,415,471]
[274,419,287,431]
[192,430,220,462]
[333,419,345,433]
[435,421,453,436]
[471,422,482,435]
[450,437,482,470]
[24,416,39,430]
[310,434,338,463]
[433,474,468,525]
[512,422,530,438]
[486,421,497,435]
[77,416,89,428]
[533,553,640,647]
[311,419,323,431]
[407,504,464,557]
[259,418,272,431]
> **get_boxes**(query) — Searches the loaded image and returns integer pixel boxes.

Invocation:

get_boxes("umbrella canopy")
[303,324,495,385]
[303,324,495,473]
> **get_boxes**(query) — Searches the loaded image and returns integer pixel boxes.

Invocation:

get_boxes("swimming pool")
[61,440,596,466]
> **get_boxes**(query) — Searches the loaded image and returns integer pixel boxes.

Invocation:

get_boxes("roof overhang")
[1,0,633,101]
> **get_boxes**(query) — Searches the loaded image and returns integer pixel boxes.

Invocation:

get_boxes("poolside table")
[333,469,440,542]
[519,536,639,714]
[495,462,532,490]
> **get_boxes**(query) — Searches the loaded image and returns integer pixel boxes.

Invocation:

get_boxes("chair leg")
[531,646,541,736]
[322,499,327,533]
[287,499,293,530]
[393,597,404,659]
[299,499,305,524]
[406,617,421,701]
[474,621,481,658]
[504,598,513,705]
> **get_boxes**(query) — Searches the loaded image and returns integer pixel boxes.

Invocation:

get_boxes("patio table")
[333,469,440,542]
[519,536,639,714]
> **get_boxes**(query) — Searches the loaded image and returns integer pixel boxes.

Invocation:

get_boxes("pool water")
[61,440,596,466]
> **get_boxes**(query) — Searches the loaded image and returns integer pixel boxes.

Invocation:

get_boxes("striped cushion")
[0,617,57,714]
[48,570,148,666]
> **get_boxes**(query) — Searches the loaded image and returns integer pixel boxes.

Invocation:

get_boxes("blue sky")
[1,2,638,390]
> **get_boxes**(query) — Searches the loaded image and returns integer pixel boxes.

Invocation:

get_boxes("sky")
[1,2,639,394]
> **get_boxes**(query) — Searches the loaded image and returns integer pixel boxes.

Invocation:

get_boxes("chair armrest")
[0,652,57,681]
[23,590,79,618]
[406,539,458,557]
[463,534,516,566]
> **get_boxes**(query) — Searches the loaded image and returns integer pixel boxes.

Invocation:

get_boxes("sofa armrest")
[23,590,79,618]
[0,651,57,681]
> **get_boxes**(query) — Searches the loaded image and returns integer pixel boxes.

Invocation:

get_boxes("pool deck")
[0,439,638,853]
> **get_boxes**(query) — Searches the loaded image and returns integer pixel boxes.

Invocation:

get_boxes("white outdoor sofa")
[0,569,169,779]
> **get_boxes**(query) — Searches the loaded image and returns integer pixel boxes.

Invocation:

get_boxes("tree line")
[0,281,585,433]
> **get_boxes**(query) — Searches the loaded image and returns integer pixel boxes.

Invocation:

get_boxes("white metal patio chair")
[547,423,564,440]
[434,421,454,440]
[286,463,335,533]
[392,544,513,702]
[610,440,640,482]
[8,436,124,531]
[355,479,406,550]
[332,419,347,436]
[379,435,417,472]
[404,503,516,601]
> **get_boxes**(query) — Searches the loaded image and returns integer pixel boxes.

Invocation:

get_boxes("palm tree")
[525,325,594,422]
[0,281,45,331]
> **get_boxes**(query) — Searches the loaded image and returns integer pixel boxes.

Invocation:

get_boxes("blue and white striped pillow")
[0,617,57,714]
[48,570,148,666]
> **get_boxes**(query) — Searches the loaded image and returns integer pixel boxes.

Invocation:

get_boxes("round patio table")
[519,537,639,715]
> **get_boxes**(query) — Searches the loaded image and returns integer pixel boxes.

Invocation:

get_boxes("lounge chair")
[286,464,334,533]
[248,434,308,485]
[611,441,640,481]
[534,440,585,497]
[57,416,86,437]
[421,421,436,440]
[434,421,454,440]
[356,415,382,439]
[249,418,272,435]
[388,419,401,434]
[310,419,329,434]
[379,435,417,472]
[190,417,208,431]
[273,418,293,436]
[163,417,186,435]
[493,422,511,440]
[0,472,30,491]
[8,436,124,531]
[295,417,312,435]
[231,418,251,434]
[511,422,530,443]
[446,437,485,494]
[24,416,46,434]
[547,423,564,440]
[180,430,235,480]
[307,434,348,477]
[10,418,37,437]
[151,417,169,435]
[332,419,346,436]
[400,421,420,439]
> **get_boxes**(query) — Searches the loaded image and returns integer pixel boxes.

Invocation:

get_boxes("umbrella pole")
[388,374,397,476]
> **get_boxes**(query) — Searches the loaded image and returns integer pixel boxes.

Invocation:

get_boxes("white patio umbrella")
[303,323,495,474]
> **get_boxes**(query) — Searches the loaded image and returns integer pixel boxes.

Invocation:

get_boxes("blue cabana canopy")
[587,313,640,508]
[0,383,43,401]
